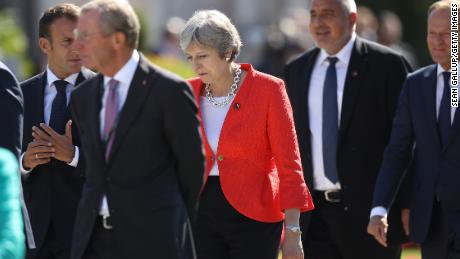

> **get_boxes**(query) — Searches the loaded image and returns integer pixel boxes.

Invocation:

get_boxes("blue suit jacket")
[373,64,460,243]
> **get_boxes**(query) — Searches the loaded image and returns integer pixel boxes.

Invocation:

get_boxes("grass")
[277,247,421,258]
[401,247,421,259]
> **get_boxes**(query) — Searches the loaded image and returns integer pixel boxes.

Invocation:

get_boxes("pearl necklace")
[205,66,242,108]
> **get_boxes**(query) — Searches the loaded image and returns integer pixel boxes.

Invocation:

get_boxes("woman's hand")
[282,230,304,259]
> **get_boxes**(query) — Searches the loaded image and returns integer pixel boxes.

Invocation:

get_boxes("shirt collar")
[318,32,356,66]
[46,66,79,87]
[103,50,140,87]
[437,64,451,76]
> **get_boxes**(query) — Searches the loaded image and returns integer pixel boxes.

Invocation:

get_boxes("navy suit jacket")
[373,64,460,243]
[21,69,94,257]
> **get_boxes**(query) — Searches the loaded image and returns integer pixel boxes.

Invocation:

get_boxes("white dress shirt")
[20,67,80,174]
[99,50,140,217]
[371,64,456,218]
[309,33,356,191]
[200,96,231,176]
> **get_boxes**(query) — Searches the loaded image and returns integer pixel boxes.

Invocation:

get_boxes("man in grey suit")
[70,1,204,259]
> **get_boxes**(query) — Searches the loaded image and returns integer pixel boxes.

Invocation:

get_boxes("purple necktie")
[103,79,119,161]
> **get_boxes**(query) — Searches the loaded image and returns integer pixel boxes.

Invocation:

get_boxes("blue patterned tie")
[438,72,452,148]
[49,80,68,134]
[323,57,339,184]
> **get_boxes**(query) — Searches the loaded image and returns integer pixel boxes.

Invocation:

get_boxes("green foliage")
[0,9,33,79]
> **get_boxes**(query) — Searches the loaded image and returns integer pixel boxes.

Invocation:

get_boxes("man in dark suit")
[284,0,412,258]
[70,1,204,259]
[0,61,36,250]
[20,4,94,259]
[0,61,23,158]
[368,1,460,258]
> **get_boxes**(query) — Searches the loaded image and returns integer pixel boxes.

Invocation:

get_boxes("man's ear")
[39,37,52,55]
[349,12,357,28]
[112,32,126,50]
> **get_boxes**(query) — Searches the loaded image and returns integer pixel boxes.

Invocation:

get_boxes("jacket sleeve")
[267,79,314,212]
[0,69,23,159]
[162,81,205,221]
[373,78,415,209]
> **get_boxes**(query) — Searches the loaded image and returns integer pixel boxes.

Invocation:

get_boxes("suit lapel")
[107,56,153,162]
[67,71,88,121]
[420,65,441,150]
[297,49,319,132]
[75,71,87,86]
[338,38,367,147]
[87,75,106,161]
[31,72,47,127]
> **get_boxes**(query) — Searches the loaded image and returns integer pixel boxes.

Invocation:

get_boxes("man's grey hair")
[309,0,357,15]
[340,0,357,14]
[81,0,140,49]
[180,10,242,61]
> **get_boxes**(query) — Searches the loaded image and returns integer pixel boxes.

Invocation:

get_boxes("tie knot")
[442,72,451,87]
[108,79,119,90]
[327,57,338,66]
[54,80,68,93]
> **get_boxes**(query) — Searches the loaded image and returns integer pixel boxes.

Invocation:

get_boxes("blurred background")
[0,0,436,80]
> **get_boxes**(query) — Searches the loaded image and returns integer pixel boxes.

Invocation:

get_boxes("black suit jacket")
[284,37,411,247]
[0,61,37,249]
[21,69,94,257]
[373,64,460,244]
[0,62,23,158]
[70,55,205,259]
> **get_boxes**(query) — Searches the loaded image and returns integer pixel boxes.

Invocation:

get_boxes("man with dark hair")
[20,4,94,259]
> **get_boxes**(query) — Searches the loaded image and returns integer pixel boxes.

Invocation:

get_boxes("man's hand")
[282,231,304,259]
[32,121,75,163]
[22,140,54,170]
[401,208,410,236]
[367,215,388,247]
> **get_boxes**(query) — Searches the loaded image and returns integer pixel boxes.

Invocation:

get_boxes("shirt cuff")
[370,206,388,218]
[20,153,32,175]
[67,146,79,167]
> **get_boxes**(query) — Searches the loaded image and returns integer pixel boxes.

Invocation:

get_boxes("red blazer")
[189,63,314,222]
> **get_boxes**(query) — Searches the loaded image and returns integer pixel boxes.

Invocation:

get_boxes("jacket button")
[210,156,214,161]
[217,155,224,161]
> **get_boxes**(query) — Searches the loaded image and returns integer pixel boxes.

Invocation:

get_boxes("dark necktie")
[322,57,339,184]
[49,80,68,134]
[103,79,120,161]
[438,72,451,148]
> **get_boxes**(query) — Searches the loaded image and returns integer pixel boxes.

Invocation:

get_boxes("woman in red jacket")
[180,10,314,259]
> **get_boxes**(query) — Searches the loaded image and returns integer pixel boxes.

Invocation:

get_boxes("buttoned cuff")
[370,206,388,218]
[20,153,32,175]
[67,146,79,167]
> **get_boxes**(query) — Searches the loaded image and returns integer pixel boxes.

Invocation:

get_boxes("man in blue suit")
[368,1,460,258]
